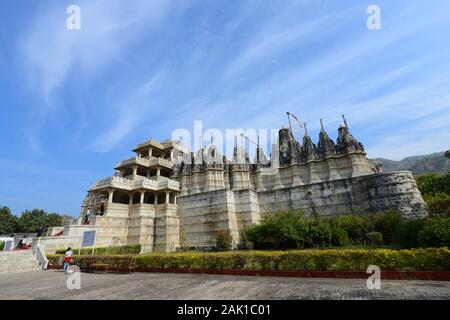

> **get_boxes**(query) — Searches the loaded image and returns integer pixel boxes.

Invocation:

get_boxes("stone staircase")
[0,250,43,273]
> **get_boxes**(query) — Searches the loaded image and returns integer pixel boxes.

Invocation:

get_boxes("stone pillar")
[132,165,138,176]
[148,147,153,157]
[157,167,161,176]
[154,194,158,205]
[147,170,151,178]
[165,191,170,204]
[108,189,114,203]
[140,191,145,204]
[129,194,133,205]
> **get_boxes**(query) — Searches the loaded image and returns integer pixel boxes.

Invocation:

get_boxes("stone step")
[0,250,42,273]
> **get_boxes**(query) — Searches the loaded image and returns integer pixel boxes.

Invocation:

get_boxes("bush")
[329,224,349,247]
[423,193,450,217]
[0,241,4,251]
[418,216,450,248]
[416,172,450,217]
[244,210,450,250]
[242,210,311,249]
[308,219,333,248]
[371,210,402,244]
[46,248,450,272]
[333,214,371,243]
[416,173,441,195]
[55,245,141,255]
[398,219,425,248]
[365,232,383,246]
[216,230,233,251]
[178,227,189,252]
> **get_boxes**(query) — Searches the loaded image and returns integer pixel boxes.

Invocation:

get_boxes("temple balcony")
[90,175,180,192]
[115,155,173,170]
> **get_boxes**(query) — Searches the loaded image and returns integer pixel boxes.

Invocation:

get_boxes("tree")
[445,150,450,159]
[435,173,450,195]
[18,209,63,233]
[242,210,310,249]
[178,227,190,252]
[0,206,19,234]
[416,173,440,196]
[216,230,233,251]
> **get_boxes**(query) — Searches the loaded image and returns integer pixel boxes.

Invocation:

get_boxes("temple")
[37,116,428,253]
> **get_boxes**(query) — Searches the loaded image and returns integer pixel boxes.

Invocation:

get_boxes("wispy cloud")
[90,69,168,152]
[20,0,172,102]
[17,0,176,152]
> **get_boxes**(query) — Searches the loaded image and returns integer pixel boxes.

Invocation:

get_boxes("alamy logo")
[366,265,381,290]
[66,5,81,30]
[366,5,381,30]
[66,265,81,290]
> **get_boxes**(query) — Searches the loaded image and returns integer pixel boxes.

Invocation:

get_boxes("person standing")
[84,207,91,225]
[99,201,105,216]
[63,247,74,274]
[16,238,24,249]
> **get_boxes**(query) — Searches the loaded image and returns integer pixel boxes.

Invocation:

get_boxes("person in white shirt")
[84,207,91,225]
[63,247,73,273]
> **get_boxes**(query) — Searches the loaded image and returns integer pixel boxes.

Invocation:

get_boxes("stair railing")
[32,240,49,270]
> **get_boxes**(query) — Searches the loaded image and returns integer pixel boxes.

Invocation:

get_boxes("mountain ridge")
[371,151,450,176]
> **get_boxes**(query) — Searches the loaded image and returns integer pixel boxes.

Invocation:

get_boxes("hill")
[372,151,450,176]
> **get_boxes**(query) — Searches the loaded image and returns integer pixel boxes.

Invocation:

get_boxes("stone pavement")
[0,270,448,300]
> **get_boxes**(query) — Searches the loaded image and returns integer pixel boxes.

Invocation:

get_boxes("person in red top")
[63,247,73,274]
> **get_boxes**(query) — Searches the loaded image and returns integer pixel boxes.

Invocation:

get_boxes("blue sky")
[0,0,449,216]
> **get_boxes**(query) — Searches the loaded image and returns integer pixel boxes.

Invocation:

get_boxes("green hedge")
[54,245,141,255]
[0,241,4,251]
[242,210,450,249]
[47,248,450,272]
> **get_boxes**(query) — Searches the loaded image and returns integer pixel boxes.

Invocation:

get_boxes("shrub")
[424,193,450,217]
[329,224,349,247]
[244,210,450,249]
[242,210,310,249]
[333,214,371,243]
[0,241,4,251]
[308,219,333,248]
[416,173,441,195]
[371,210,402,244]
[398,219,425,248]
[418,216,450,248]
[46,248,450,272]
[216,230,233,251]
[365,232,383,246]
[55,245,141,255]
[178,227,190,252]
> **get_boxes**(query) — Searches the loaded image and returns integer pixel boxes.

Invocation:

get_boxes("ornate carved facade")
[39,119,428,253]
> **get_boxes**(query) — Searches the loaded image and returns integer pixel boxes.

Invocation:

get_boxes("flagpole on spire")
[287,112,304,134]
[286,112,293,133]
[342,114,348,129]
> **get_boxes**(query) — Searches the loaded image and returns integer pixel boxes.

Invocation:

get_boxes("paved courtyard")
[0,270,449,300]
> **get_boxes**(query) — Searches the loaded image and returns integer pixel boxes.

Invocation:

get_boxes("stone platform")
[0,270,448,300]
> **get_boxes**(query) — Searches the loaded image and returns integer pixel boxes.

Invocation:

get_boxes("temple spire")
[303,122,308,136]
[320,119,325,132]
